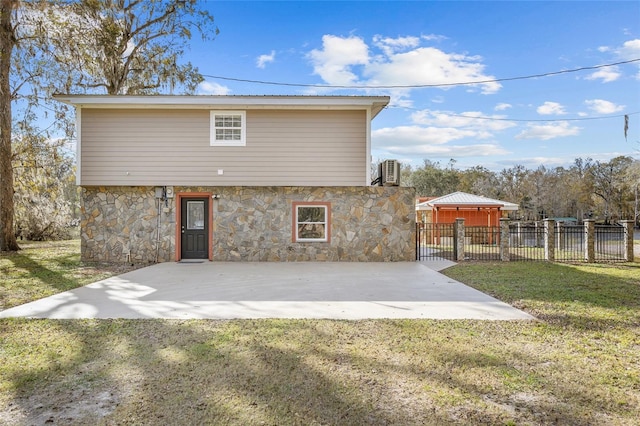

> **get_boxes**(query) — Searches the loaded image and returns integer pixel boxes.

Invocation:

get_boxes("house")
[416,192,518,226]
[54,95,416,263]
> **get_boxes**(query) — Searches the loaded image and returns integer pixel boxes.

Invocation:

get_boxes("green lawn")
[0,240,138,310]
[1,241,639,425]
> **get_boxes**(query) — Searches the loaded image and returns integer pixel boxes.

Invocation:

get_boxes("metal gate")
[416,223,456,261]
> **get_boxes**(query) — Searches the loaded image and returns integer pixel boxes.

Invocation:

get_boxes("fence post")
[535,221,543,247]
[544,219,555,261]
[454,218,465,262]
[584,219,595,263]
[556,221,565,250]
[415,222,419,261]
[500,218,510,261]
[620,220,635,262]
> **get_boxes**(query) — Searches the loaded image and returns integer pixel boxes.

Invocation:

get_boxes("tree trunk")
[0,0,19,251]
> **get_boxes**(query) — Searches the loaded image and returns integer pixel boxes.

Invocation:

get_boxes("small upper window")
[210,111,246,146]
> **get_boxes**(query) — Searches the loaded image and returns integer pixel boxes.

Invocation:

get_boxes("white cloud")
[421,34,447,42]
[307,34,501,94]
[618,39,640,80]
[616,38,640,59]
[494,103,512,111]
[366,46,501,94]
[372,117,511,159]
[585,66,620,83]
[516,121,581,140]
[537,101,566,115]
[382,142,508,157]
[372,35,420,55]
[598,38,640,60]
[584,99,625,114]
[197,81,231,95]
[388,90,414,108]
[372,109,516,162]
[411,109,516,133]
[256,50,276,69]
[592,39,640,80]
[307,35,370,85]
[373,125,477,145]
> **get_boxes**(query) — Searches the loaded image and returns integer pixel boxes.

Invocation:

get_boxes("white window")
[294,202,331,242]
[210,111,246,146]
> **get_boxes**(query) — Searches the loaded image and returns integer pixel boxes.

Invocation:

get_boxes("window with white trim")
[294,202,331,242]
[210,111,246,146]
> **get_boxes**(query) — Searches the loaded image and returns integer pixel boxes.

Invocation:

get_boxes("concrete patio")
[0,261,534,320]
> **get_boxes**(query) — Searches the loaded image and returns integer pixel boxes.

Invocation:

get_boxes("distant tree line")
[398,156,640,225]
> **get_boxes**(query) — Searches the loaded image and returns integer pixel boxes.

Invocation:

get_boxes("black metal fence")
[595,224,626,262]
[554,225,585,262]
[509,223,545,261]
[417,221,631,263]
[464,226,500,261]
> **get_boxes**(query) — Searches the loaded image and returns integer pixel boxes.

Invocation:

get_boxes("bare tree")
[459,166,500,199]
[589,156,634,223]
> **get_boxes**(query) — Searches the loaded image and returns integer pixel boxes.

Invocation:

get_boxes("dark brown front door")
[181,197,209,259]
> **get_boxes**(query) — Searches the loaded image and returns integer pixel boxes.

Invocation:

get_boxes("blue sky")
[192,1,639,171]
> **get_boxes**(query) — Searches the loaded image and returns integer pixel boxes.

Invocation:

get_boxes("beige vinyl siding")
[80,109,368,186]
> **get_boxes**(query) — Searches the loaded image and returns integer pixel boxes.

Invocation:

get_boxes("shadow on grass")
[3,319,634,425]
[0,320,452,425]
[443,261,640,331]
[1,240,140,310]
[6,253,83,293]
[48,252,83,266]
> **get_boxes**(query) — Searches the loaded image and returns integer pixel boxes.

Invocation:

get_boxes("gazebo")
[416,192,519,226]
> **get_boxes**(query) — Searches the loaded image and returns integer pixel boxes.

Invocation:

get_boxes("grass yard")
[0,240,139,310]
[1,241,639,425]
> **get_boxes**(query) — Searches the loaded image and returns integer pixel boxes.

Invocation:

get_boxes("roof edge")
[52,94,390,118]
[415,191,519,211]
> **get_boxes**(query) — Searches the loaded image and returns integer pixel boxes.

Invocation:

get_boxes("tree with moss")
[0,0,217,251]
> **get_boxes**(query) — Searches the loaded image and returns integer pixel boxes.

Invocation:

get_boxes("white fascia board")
[53,95,389,116]
[75,108,82,186]
[365,107,372,185]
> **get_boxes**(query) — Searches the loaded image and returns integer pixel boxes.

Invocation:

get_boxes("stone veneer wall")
[81,186,416,263]
[80,186,175,263]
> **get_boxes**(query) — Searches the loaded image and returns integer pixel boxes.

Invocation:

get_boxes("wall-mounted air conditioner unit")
[380,159,400,186]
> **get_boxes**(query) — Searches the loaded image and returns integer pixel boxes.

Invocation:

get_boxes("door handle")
[181,225,185,234]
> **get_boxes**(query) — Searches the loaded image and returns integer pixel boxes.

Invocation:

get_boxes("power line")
[387,107,640,123]
[202,58,640,89]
